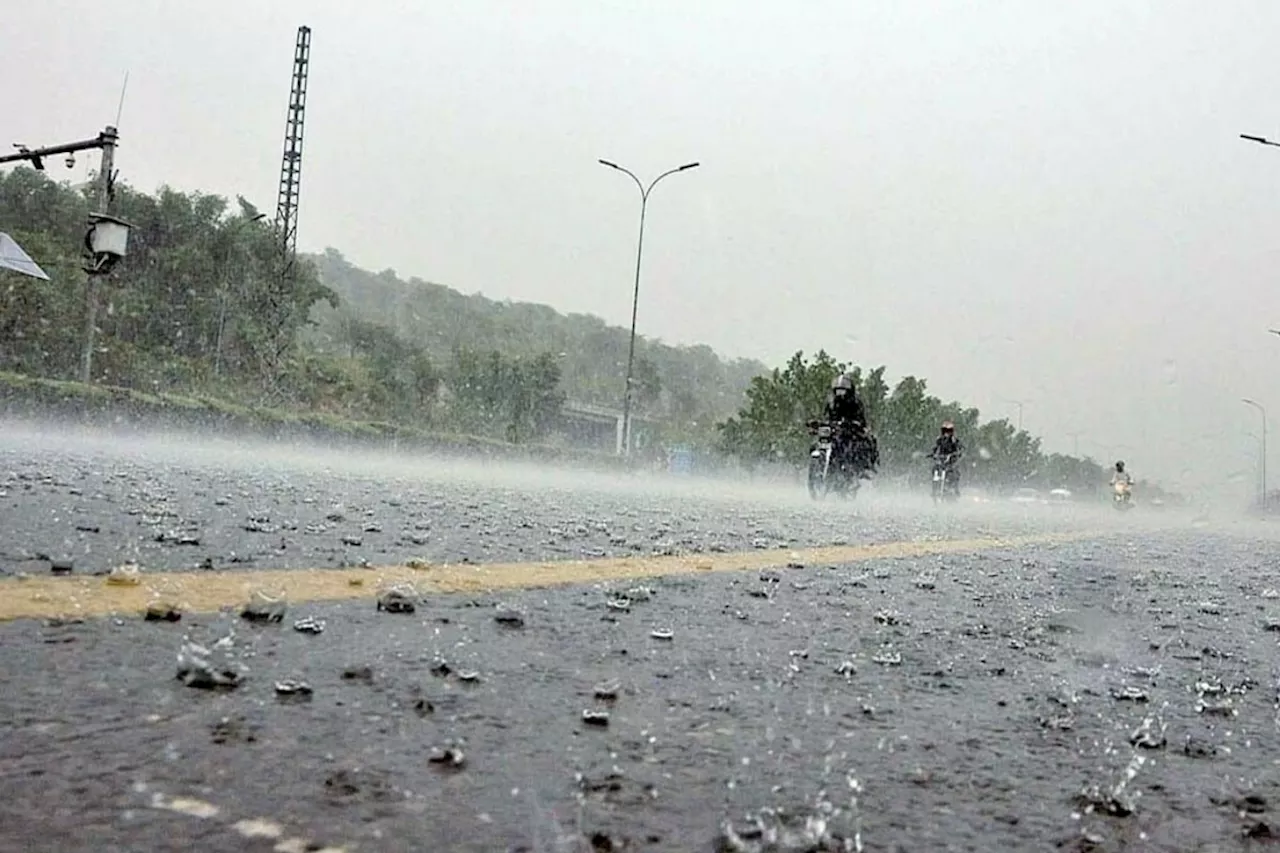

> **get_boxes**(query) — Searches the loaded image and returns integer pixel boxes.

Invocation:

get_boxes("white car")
[1010,488,1042,504]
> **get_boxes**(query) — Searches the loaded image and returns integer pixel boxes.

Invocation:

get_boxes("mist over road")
[0,423,1274,853]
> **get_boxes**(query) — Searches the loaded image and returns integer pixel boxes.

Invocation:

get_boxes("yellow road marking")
[0,531,1090,622]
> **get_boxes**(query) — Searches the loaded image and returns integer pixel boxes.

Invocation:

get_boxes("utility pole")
[1243,398,1268,509]
[0,126,125,384]
[81,128,117,383]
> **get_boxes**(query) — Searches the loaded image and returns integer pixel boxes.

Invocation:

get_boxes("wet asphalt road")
[0,427,1080,578]
[2,426,1280,852]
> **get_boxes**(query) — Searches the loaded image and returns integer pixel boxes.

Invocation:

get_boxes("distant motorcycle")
[1112,478,1133,511]
[931,454,961,504]
[806,419,873,500]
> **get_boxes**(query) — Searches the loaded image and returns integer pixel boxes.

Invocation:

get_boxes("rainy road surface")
[2,424,1279,853]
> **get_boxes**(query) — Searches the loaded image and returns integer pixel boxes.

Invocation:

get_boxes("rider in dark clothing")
[931,421,964,483]
[822,374,876,474]
[823,374,867,428]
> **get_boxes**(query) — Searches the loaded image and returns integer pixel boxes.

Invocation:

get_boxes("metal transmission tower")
[275,25,311,276]
[257,24,311,387]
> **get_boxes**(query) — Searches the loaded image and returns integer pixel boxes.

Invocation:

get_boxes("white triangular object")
[0,232,50,280]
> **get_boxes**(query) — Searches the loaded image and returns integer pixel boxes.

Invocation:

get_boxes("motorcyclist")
[930,421,964,489]
[822,373,866,428]
[1111,461,1133,487]
[931,421,963,465]
[820,373,876,474]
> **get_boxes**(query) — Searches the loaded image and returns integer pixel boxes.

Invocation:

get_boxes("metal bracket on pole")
[0,128,119,170]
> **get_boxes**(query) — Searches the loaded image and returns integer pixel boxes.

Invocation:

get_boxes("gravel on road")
[1,425,1275,852]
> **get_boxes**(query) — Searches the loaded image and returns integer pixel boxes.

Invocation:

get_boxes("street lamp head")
[678,162,700,171]
[1242,134,1268,143]
[598,159,620,170]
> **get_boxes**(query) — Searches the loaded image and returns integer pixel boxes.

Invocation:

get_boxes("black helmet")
[1115,461,1125,471]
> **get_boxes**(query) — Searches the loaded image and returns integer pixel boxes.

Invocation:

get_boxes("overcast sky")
[7,1,1280,496]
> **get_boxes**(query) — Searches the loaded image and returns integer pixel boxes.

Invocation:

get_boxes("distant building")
[667,445,694,474]
[556,400,656,455]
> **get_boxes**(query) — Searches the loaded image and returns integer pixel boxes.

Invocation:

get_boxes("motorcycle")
[1112,478,1133,511]
[806,420,870,500]
[931,454,961,504]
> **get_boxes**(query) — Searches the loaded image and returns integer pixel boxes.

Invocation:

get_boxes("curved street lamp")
[599,158,700,457]
[1243,397,1268,508]
[997,396,1027,431]
[1242,134,1280,148]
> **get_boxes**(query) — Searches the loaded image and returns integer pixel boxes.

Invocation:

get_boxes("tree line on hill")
[0,166,1174,498]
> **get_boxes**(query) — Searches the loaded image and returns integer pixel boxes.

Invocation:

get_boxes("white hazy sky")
[6,0,1280,498]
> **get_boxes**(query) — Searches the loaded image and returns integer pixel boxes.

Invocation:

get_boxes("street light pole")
[1065,430,1082,456]
[598,158,700,457]
[998,397,1025,431]
[1243,397,1268,508]
[1239,151,1280,498]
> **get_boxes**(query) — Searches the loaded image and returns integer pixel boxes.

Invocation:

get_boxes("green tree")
[0,166,337,394]
[447,348,564,442]
[716,350,845,465]
[0,229,86,375]
[409,351,440,412]
[631,355,662,414]
[716,349,1138,495]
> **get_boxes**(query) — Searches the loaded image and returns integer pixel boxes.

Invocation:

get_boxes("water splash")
[176,626,245,690]
[718,782,862,852]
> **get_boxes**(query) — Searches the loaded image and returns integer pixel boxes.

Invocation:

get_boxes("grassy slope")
[0,371,624,469]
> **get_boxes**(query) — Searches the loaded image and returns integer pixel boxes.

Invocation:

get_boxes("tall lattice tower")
[275,25,311,277]
[256,24,311,389]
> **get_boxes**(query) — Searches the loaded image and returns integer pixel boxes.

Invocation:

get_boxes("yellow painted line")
[0,531,1091,622]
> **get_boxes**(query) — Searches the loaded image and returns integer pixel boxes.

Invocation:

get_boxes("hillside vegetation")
[0,166,1176,500]
[306,249,765,440]
[0,167,759,448]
